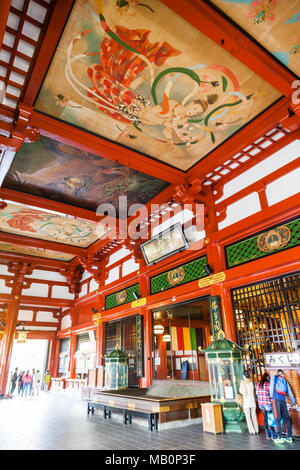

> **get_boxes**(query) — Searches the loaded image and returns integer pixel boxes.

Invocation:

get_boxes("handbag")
[235,393,244,406]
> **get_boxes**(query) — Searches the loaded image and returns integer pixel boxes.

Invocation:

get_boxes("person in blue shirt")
[270,369,297,444]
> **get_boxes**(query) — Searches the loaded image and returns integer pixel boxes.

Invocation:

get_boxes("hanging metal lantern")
[162,333,171,342]
[17,330,27,343]
[153,324,164,335]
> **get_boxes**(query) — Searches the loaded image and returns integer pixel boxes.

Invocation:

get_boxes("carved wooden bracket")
[6,261,35,295]
[59,262,84,294]
[80,252,106,283]
[0,103,40,151]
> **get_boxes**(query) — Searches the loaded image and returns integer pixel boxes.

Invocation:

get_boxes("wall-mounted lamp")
[204,264,213,275]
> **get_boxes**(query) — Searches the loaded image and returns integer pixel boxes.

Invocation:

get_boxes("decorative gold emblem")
[167,267,185,286]
[116,290,127,305]
[257,226,290,253]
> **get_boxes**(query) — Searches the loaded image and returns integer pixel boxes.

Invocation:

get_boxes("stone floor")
[0,390,299,451]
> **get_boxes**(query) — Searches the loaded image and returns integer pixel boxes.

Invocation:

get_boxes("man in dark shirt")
[10,367,18,395]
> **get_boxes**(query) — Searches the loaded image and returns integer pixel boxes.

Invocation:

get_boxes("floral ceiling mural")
[3,135,169,214]
[0,203,105,248]
[211,0,300,76]
[0,242,75,261]
[34,0,281,171]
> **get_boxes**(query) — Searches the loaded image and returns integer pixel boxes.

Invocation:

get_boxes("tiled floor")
[0,391,299,451]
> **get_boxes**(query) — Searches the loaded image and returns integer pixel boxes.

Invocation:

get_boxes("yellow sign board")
[198,272,226,288]
[131,297,147,308]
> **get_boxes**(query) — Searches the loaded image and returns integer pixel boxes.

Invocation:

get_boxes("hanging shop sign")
[198,271,226,288]
[209,296,225,341]
[265,352,300,368]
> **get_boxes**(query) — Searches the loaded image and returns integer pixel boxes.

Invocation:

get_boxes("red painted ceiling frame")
[0,0,299,265]
[21,0,296,184]
[161,0,296,96]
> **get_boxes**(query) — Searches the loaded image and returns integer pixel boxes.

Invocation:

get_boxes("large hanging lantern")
[153,324,164,335]
[162,333,171,342]
[17,329,28,343]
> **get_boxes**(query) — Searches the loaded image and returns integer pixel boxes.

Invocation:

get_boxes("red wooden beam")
[0,293,73,308]
[0,251,70,269]
[161,0,295,97]
[0,231,85,257]
[22,0,74,106]
[18,321,58,328]
[0,187,101,223]
[0,1,12,51]
[29,111,185,184]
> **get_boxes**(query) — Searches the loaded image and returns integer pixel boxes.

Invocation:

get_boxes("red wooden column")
[52,338,61,378]
[95,321,105,367]
[47,336,58,377]
[0,298,20,395]
[139,265,153,388]
[68,332,77,379]
[94,265,106,367]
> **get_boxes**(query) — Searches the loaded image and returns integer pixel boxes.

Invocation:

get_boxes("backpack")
[275,376,287,396]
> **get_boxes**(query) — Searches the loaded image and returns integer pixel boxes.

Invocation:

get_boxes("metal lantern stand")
[204,337,248,433]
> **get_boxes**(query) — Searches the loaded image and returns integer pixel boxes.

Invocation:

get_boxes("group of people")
[239,369,297,444]
[9,368,51,398]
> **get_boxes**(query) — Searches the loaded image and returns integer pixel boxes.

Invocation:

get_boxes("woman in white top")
[239,370,259,434]
[32,370,41,397]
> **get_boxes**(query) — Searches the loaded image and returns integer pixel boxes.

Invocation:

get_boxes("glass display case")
[204,338,247,433]
[104,347,128,391]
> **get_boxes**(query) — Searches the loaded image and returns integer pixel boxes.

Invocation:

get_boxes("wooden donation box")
[104,347,128,391]
[201,403,224,434]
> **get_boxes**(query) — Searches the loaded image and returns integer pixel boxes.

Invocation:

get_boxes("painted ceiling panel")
[0,203,105,247]
[34,0,281,172]
[3,135,169,213]
[0,242,74,261]
[210,0,300,77]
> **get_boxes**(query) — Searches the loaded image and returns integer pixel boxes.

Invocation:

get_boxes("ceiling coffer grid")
[203,126,291,188]
[0,0,54,111]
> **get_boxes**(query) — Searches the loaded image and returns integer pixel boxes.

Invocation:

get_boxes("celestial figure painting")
[34,0,281,171]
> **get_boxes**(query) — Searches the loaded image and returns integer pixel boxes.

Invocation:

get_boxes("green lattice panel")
[226,218,300,268]
[150,256,208,294]
[105,284,140,310]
